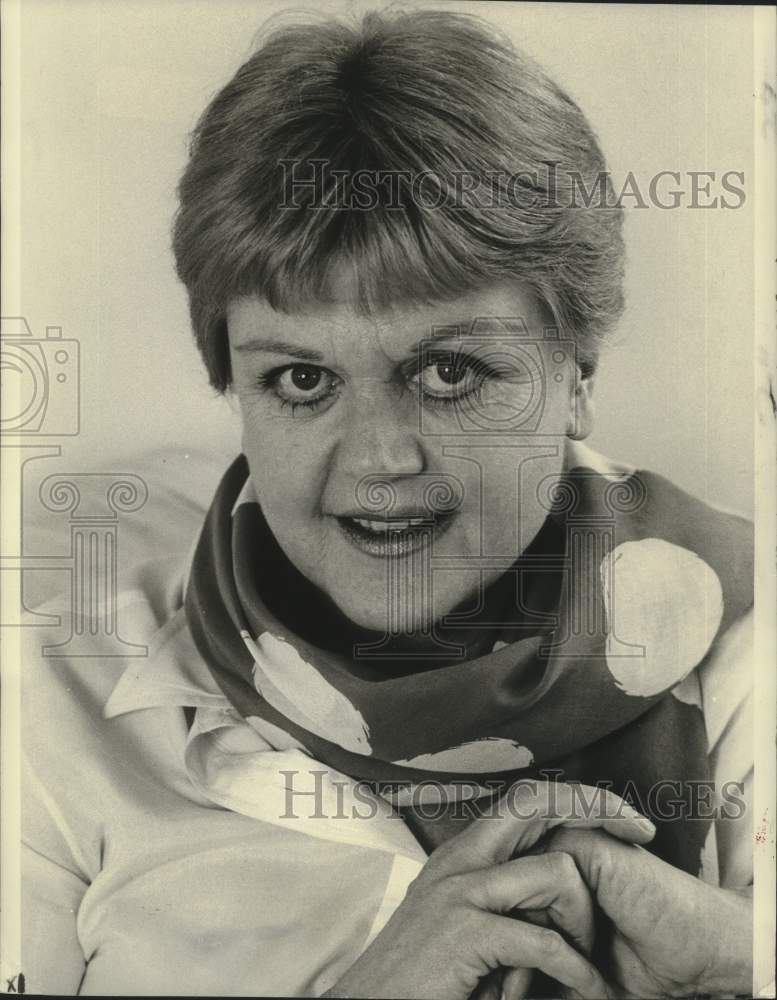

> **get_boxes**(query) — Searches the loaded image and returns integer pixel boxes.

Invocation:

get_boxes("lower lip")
[336,514,455,558]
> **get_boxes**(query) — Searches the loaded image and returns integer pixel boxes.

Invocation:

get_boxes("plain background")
[14,0,755,516]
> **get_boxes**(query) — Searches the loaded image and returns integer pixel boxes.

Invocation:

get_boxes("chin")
[330,584,406,633]
[327,573,472,636]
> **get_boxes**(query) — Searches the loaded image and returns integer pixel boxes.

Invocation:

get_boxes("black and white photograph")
[1,1,775,997]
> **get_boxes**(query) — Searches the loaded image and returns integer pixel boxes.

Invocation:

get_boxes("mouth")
[335,512,455,558]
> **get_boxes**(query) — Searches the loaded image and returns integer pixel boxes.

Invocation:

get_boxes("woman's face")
[228,275,592,634]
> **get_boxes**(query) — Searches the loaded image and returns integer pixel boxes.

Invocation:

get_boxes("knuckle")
[537,928,563,955]
[548,850,577,880]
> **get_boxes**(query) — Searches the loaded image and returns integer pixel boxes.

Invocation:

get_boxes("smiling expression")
[228,275,592,634]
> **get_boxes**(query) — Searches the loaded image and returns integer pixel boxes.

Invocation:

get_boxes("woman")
[22,8,754,997]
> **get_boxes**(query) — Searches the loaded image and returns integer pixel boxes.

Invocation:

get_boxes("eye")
[260,363,341,412]
[283,365,323,395]
[412,354,487,401]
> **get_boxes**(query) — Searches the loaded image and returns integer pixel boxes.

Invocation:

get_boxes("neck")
[250,508,565,673]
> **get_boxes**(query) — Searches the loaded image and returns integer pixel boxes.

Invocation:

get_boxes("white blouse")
[20,462,753,996]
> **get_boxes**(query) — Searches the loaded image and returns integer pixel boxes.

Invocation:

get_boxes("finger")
[469,967,504,1000]
[540,784,656,845]
[502,782,655,853]
[502,965,532,1000]
[483,913,610,1000]
[466,853,595,954]
[432,781,654,874]
[549,826,692,941]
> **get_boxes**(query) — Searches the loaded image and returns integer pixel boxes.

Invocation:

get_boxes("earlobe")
[567,376,595,440]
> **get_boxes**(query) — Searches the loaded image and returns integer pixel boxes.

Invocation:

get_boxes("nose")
[330,383,425,479]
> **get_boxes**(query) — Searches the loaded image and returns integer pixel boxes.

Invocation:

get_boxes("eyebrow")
[232,339,326,362]
[231,322,499,364]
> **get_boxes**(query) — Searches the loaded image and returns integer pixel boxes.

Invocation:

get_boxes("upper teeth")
[352,517,428,532]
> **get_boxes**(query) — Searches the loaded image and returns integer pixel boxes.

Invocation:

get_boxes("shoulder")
[19,449,226,869]
[19,444,209,725]
[21,447,224,611]
[567,442,752,558]
[631,469,752,600]
[567,443,753,626]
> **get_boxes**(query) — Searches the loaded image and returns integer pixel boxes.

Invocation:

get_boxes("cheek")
[449,443,565,556]
[518,452,565,526]
[239,408,327,517]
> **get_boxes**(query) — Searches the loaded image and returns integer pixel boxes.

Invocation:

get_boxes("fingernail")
[622,805,655,831]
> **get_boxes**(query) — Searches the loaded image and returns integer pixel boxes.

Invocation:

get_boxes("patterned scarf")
[185,452,752,873]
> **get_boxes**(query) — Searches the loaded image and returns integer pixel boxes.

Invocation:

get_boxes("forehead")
[226,277,553,356]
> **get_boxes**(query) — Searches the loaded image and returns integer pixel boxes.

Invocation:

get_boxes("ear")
[567,373,595,440]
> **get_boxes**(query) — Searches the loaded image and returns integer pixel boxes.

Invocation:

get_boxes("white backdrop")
[14,0,755,516]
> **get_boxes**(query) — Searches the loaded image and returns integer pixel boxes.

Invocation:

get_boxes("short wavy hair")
[172,8,624,392]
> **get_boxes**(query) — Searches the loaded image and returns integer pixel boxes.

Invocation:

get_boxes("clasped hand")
[326,781,752,1000]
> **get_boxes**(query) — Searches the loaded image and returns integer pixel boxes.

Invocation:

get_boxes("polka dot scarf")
[185,453,752,869]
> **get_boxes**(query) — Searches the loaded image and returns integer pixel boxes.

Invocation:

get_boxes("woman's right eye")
[260,364,341,413]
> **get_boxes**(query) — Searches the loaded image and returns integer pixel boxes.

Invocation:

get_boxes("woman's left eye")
[411,355,486,402]
[260,364,340,413]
